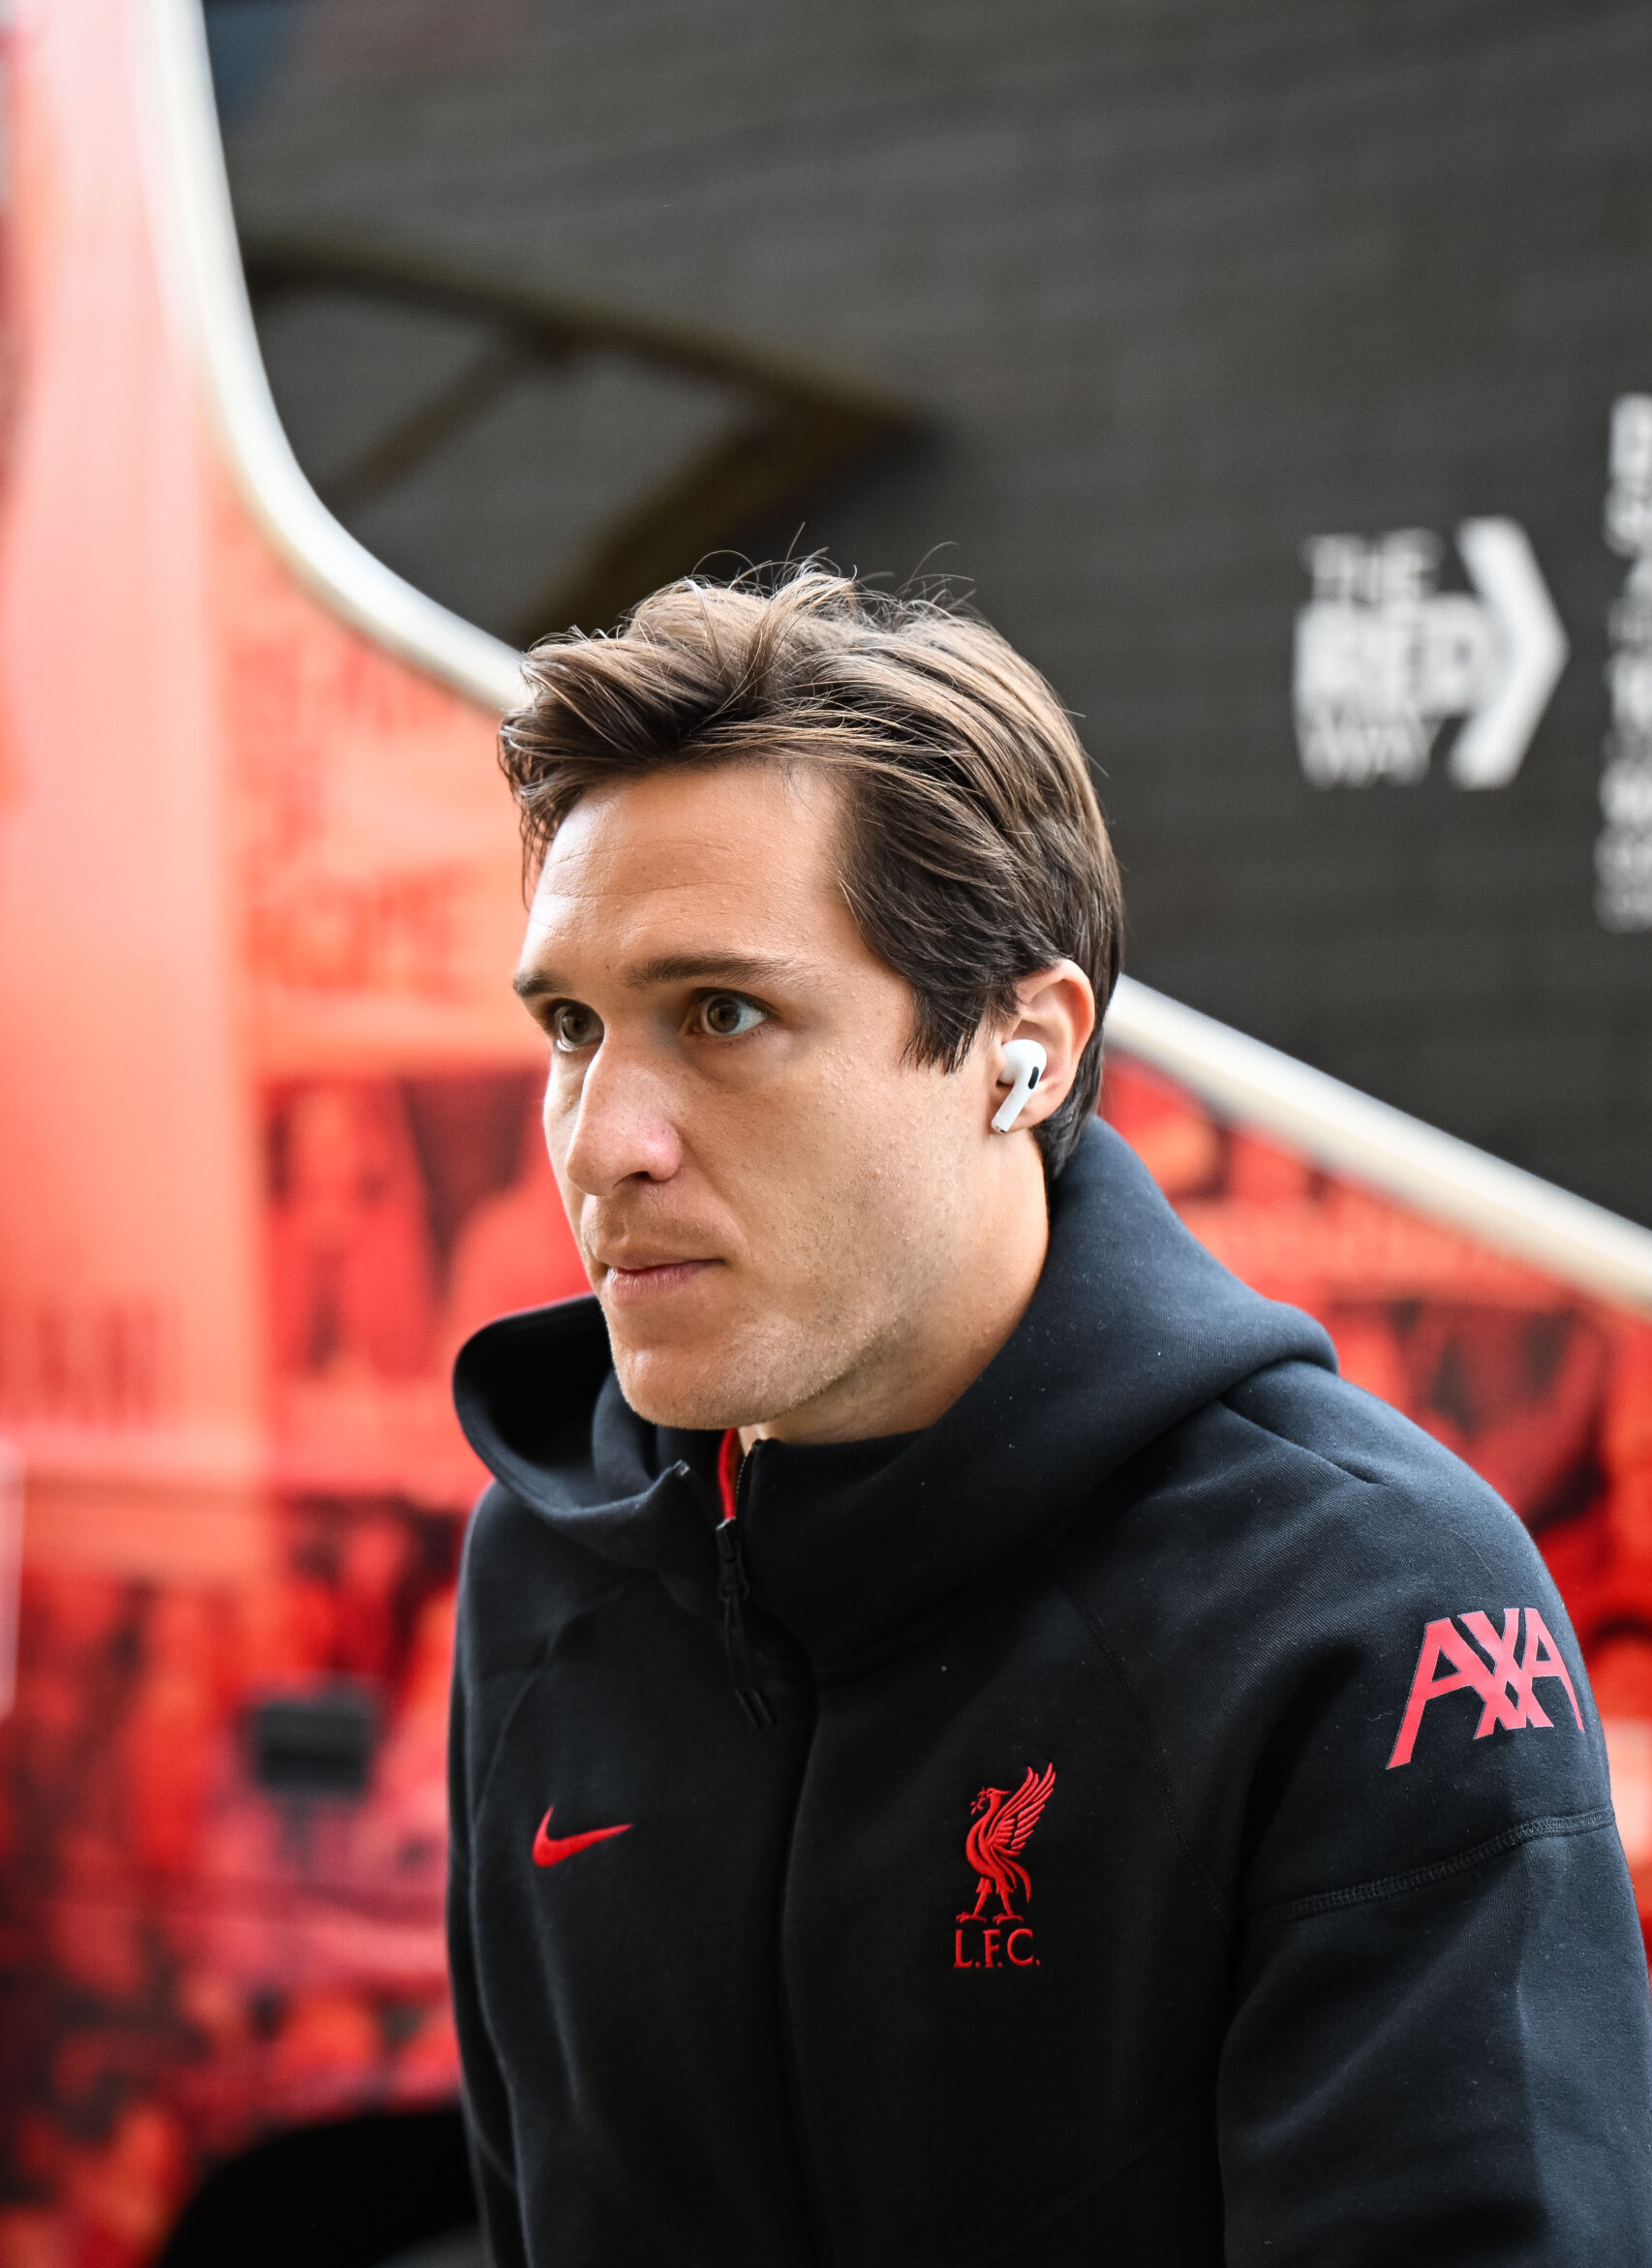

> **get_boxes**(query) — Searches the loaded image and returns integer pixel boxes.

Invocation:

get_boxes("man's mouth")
[598,1255,720,1304]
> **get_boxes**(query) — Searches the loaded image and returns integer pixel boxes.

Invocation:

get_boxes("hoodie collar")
[453,1120,1334,1669]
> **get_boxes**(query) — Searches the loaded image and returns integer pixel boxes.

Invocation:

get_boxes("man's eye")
[551,1004,603,1052]
[694,994,767,1039]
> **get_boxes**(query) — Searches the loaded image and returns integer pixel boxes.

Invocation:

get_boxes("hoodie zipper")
[719,1444,777,1730]
[673,1453,777,1730]
[672,1453,824,2253]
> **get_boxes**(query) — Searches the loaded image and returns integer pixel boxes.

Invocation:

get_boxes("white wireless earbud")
[991,1039,1048,1133]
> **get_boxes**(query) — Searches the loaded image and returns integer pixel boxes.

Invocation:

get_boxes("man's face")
[512,761,1026,1438]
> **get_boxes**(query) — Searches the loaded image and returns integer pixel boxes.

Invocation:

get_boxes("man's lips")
[598,1255,720,1303]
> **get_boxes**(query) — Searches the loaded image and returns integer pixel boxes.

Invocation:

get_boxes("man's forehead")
[543,763,833,881]
[515,763,850,985]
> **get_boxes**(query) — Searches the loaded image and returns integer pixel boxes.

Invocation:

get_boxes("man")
[448,568,1652,2265]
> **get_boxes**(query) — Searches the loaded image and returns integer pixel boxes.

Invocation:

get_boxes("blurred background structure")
[205,0,1652,1224]
[0,3,1649,2265]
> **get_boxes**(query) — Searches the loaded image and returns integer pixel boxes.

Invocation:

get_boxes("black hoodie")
[449,1121,1652,2267]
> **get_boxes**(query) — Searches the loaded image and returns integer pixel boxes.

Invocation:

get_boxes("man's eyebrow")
[623,953,807,990]
[512,953,808,1001]
[512,967,567,1001]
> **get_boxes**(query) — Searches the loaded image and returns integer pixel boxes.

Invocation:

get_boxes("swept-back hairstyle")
[499,567,1123,1176]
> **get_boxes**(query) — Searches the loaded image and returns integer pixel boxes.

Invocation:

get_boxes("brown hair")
[499,567,1123,1176]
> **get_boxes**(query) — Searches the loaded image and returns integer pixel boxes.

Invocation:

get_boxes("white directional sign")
[1294,519,1568,789]
[1597,394,1652,932]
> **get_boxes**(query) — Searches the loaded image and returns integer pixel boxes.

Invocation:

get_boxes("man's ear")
[987,961,1096,1132]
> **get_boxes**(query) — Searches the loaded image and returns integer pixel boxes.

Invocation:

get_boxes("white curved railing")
[1108,980,1652,1312]
[152,0,525,713]
[152,0,1652,1316]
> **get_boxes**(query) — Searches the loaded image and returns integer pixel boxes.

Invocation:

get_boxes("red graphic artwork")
[958,1764,1056,1923]
[1389,1608,1585,1767]
[531,1809,631,1870]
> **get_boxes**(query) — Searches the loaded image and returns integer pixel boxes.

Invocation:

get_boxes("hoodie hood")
[453,1119,1334,1667]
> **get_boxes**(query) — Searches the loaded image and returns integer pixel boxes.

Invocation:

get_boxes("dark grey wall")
[216,0,1652,1222]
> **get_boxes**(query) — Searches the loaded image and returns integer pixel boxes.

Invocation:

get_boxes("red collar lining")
[717,1427,742,1523]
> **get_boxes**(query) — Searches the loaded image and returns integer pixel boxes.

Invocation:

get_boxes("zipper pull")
[668,1458,778,1731]
[714,1517,776,1732]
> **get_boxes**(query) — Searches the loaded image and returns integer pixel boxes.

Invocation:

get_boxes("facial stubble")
[599,1126,974,1438]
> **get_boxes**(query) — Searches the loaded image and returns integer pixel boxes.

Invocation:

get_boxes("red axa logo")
[1388,1608,1584,1769]
[953,1763,1055,1971]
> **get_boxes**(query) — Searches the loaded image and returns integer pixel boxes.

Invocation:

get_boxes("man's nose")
[557,1042,684,1196]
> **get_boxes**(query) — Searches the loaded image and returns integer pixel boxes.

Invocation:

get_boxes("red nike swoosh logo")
[533,1806,631,1869]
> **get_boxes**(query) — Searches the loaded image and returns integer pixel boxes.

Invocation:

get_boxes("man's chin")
[604,1316,812,1433]
[608,1345,757,1432]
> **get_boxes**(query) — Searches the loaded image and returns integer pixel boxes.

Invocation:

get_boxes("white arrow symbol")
[1448,517,1569,789]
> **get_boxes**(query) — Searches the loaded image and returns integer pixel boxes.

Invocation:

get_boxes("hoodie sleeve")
[1217,1802,1652,2264]
[447,1524,530,2268]
[1210,1381,1652,2265]
[1086,1367,1652,2265]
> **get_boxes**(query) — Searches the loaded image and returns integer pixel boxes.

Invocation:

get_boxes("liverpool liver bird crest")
[958,1763,1056,1922]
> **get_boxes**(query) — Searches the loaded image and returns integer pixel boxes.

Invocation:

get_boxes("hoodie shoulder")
[456,1477,641,1699]
[1053,1355,1614,1916]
